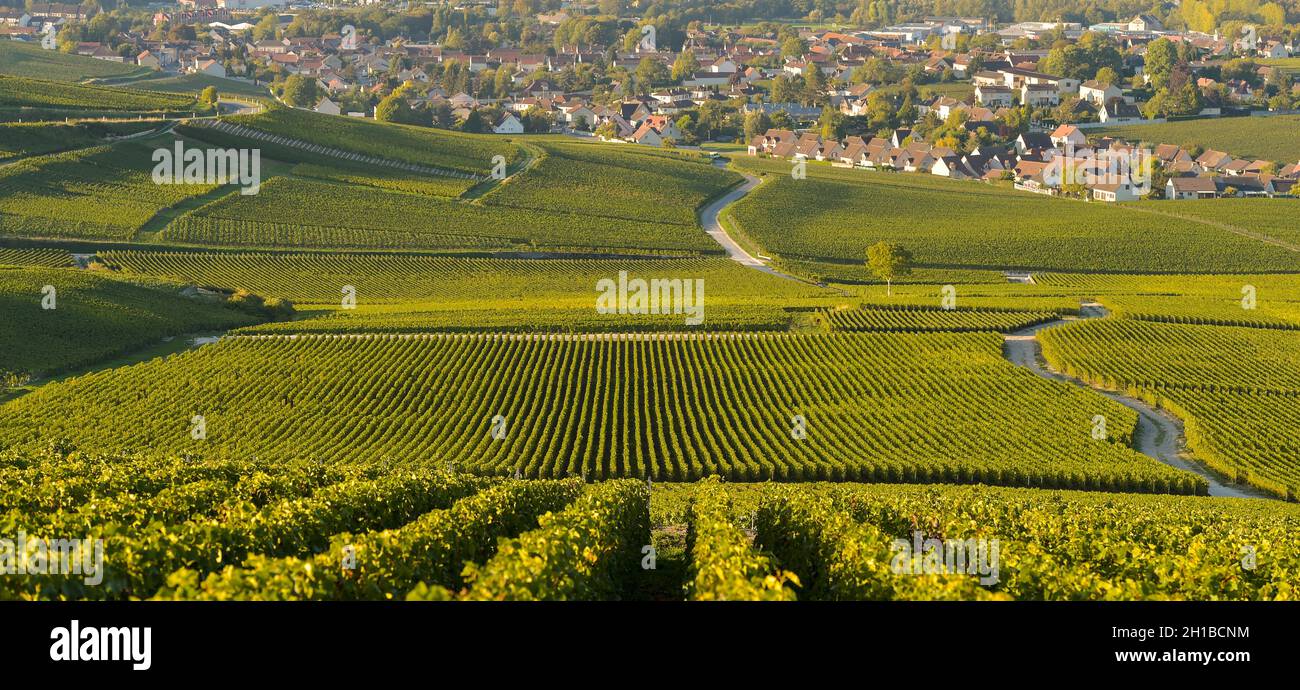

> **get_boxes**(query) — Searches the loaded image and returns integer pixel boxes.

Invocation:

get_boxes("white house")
[561,104,596,129]
[136,50,161,70]
[1092,181,1140,202]
[194,59,226,78]
[1020,83,1059,108]
[1050,124,1086,149]
[1098,99,1143,124]
[1166,176,1218,199]
[1079,80,1122,106]
[493,112,524,134]
[974,85,1014,108]
[314,97,341,115]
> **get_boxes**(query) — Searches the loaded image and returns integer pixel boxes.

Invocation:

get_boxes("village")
[5,2,1299,201]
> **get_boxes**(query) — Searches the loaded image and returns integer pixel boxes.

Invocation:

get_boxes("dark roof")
[1018,132,1052,149]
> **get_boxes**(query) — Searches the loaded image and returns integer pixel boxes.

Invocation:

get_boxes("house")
[1020,83,1059,108]
[1049,124,1086,149]
[1153,144,1192,166]
[0,9,32,25]
[136,50,161,70]
[1127,14,1162,32]
[1220,176,1273,197]
[1166,176,1218,199]
[975,85,1013,108]
[1221,159,1253,176]
[684,71,731,88]
[29,3,93,20]
[1092,181,1141,202]
[561,104,596,129]
[1196,149,1233,172]
[314,97,341,116]
[748,128,796,155]
[1261,41,1290,60]
[1079,80,1122,106]
[1015,132,1053,155]
[494,112,524,134]
[619,101,653,124]
[1098,98,1143,124]
[631,115,681,146]
[195,59,226,77]
[642,115,681,141]
[930,154,973,178]
[88,45,125,63]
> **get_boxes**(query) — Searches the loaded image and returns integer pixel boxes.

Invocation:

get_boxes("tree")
[866,241,913,296]
[803,66,826,106]
[281,74,318,108]
[462,109,487,133]
[818,105,843,140]
[770,73,802,103]
[522,106,551,133]
[743,110,772,142]
[671,50,698,82]
[375,92,413,124]
[595,120,618,140]
[635,57,668,91]
[781,37,805,60]
[1143,38,1178,91]
[1094,67,1120,86]
[199,86,218,107]
[432,102,454,128]
[252,12,279,41]
[854,57,890,84]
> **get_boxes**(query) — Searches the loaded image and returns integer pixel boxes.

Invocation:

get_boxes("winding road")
[699,162,810,283]
[1002,302,1274,499]
[695,167,1276,500]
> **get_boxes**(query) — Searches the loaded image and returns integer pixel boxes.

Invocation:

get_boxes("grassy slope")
[1090,114,1300,163]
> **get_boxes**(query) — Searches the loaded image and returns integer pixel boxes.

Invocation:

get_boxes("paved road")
[698,161,822,286]
[1003,303,1275,499]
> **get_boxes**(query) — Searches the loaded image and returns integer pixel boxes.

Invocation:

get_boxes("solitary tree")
[281,74,318,108]
[866,241,913,296]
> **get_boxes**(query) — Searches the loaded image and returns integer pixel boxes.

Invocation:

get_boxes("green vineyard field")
[1041,318,1300,499]
[0,332,1199,492]
[0,143,217,241]
[0,248,73,268]
[818,305,1058,332]
[483,139,742,229]
[1091,114,1300,164]
[159,175,719,254]
[726,157,1300,273]
[5,449,1295,601]
[0,266,256,380]
[225,106,521,176]
[0,41,152,82]
[0,75,198,116]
